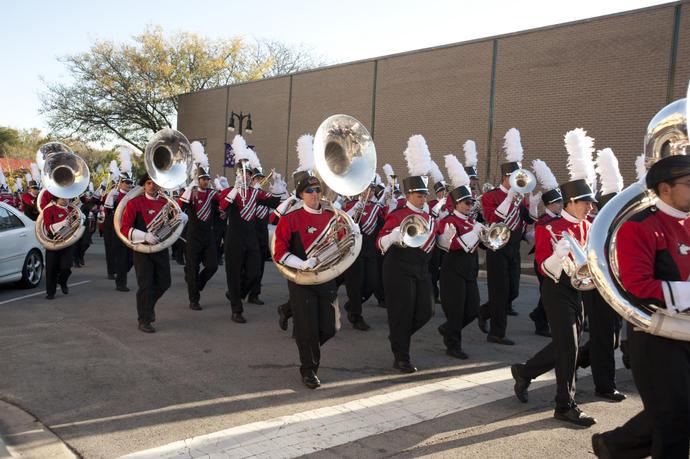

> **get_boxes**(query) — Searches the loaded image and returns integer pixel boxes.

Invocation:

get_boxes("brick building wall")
[178,1,690,189]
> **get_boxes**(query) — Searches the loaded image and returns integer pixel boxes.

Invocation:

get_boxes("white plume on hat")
[109,159,120,182]
[190,141,209,168]
[0,170,7,187]
[564,128,596,184]
[444,154,470,189]
[246,147,261,170]
[382,163,395,183]
[219,176,229,188]
[296,134,314,172]
[117,146,133,175]
[429,160,444,184]
[595,148,624,195]
[635,153,647,182]
[503,128,524,162]
[373,173,382,186]
[30,163,41,185]
[463,140,478,167]
[213,177,222,190]
[404,135,432,176]
[13,177,23,192]
[231,135,252,163]
[532,159,559,192]
[25,173,32,184]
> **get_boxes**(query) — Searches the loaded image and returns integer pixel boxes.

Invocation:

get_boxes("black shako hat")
[433,180,448,194]
[500,161,521,176]
[292,170,313,191]
[560,179,596,203]
[402,175,429,194]
[251,168,265,181]
[120,172,134,184]
[541,188,563,205]
[138,173,151,187]
[29,180,40,189]
[196,166,211,179]
[464,166,478,179]
[296,174,321,196]
[646,155,690,190]
[449,185,473,203]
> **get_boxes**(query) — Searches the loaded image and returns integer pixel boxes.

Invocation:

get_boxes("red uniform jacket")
[481,185,530,232]
[120,194,167,241]
[180,187,218,222]
[273,203,338,264]
[534,212,589,280]
[42,203,70,235]
[104,189,127,212]
[439,210,479,253]
[376,203,438,254]
[219,187,276,222]
[616,203,690,307]
[0,192,16,207]
[342,199,384,236]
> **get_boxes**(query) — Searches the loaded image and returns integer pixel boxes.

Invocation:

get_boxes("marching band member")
[21,179,41,221]
[593,154,690,458]
[273,172,340,389]
[247,168,271,305]
[436,154,481,359]
[180,143,219,311]
[220,136,279,323]
[511,128,597,427]
[42,196,74,299]
[120,173,185,333]
[376,135,438,373]
[528,159,563,338]
[104,168,134,291]
[479,128,539,344]
[579,148,626,402]
[428,161,448,304]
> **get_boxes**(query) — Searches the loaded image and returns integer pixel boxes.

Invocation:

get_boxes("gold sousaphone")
[271,114,374,285]
[114,129,192,253]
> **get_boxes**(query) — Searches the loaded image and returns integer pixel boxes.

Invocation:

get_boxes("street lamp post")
[225,111,253,175]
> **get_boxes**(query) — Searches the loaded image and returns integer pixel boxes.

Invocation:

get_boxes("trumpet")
[400,213,431,248]
[508,168,537,204]
[479,222,510,251]
[545,225,594,291]
[258,169,274,188]
[235,159,251,202]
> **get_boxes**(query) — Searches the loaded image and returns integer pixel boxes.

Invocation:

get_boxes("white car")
[0,201,45,288]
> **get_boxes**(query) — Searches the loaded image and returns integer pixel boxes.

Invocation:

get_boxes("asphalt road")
[0,236,641,458]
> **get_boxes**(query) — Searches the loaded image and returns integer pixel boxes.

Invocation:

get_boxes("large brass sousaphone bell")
[34,142,90,250]
[587,84,690,341]
[114,129,193,254]
[271,114,373,285]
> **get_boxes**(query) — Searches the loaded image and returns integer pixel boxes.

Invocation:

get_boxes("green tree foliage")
[41,27,325,150]
[0,126,20,157]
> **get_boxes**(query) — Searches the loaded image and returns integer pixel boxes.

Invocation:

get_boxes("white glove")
[283,254,317,271]
[269,179,287,196]
[225,187,239,203]
[144,232,159,244]
[303,257,318,270]
[437,223,457,249]
[181,185,193,202]
[50,220,69,233]
[346,200,364,217]
[554,238,571,259]
[471,222,485,234]
[661,282,690,314]
[431,199,445,218]
[496,189,516,218]
[529,192,542,218]
[179,212,189,225]
[379,226,402,253]
[524,228,535,243]
[377,186,390,205]
[276,194,297,215]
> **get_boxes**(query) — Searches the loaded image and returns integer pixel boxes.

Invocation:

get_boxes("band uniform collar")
[655,198,690,219]
[499,184,509,193]
[453,209,469,220]
[561,210,582,224]
[545,208,558,218]
[303,203,323,215]
[406,200,424,213]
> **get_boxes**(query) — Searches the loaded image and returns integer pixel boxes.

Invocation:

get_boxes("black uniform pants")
[103,216,115,276]
[530,260,549,331]
[482,240,521,338]
[46,246,74,296]
[112,236,133,289]
[250,220,269,297]
[519,277,584,410]
[225,224,261,312]
[429,247,442,300]
[134,250,171,324]
[185,232,218,303]
[601,324,690,459]
[343,253,364,317]
[74,227,91,263]
[439,250,479,350]
[383,248,433,362]
[288,280,339,375]
[580,290,622,393]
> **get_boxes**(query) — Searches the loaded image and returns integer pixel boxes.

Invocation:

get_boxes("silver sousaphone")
[114,129,192,253]
[271,114,374,285]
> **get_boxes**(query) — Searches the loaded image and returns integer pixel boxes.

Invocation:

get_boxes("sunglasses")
[304,187,322,194]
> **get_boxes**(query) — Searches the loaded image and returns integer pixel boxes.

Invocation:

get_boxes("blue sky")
[0,0,670,134]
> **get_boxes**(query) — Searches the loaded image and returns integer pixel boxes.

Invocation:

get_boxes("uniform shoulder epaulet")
[629,207,656,223]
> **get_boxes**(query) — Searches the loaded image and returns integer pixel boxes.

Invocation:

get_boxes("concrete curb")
[0,398,78,458]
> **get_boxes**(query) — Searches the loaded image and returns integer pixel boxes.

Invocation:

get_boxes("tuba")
[35,143,90,250]
[271,114,374,285]
[113,129,192,253]
[587,88,690,341]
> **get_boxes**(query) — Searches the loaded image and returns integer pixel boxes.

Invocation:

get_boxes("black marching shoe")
[189,302,202,311]
[231,312,246,323]
[393,359,417,374]
[138,322,156,333]
[487,335,514,345]
[46,293,55,300]
[277,306,288,331]
[60,284,69,294]
[116,285,130,292]
[302,371,321,389]
[554,405,597,427]
[446,347,468,360]
[591,433,612,459]
[434,296,442,304]
[247,295,264,305]
[352,317,370,331]
[595,389,626,402]
[107,274,115,280]
[507,306,518,316]
[534,327,551,338]
[477,315,489,334]
[511,364,530,403]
